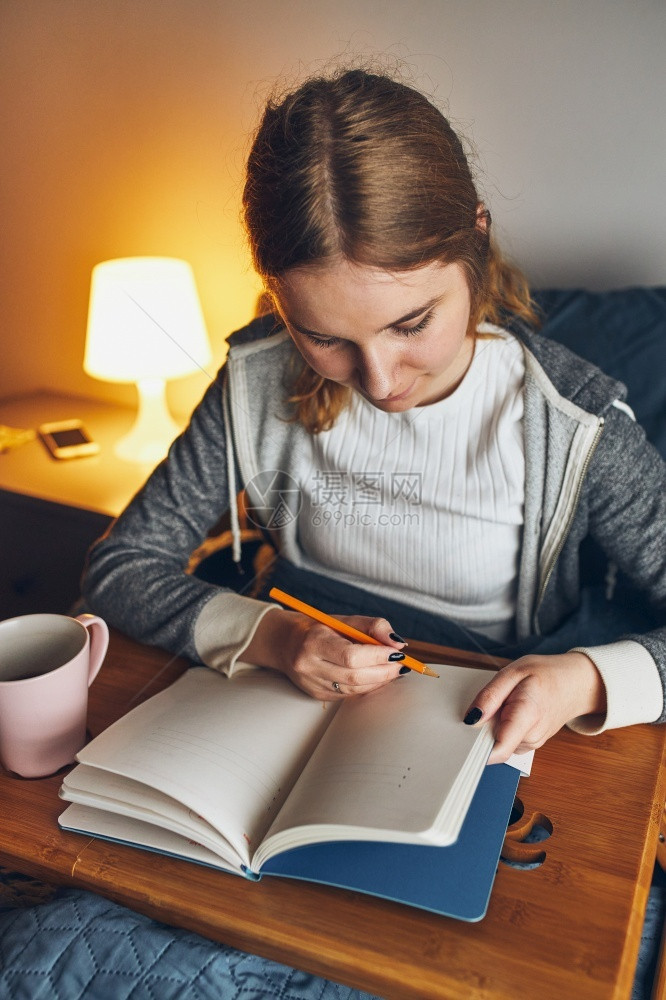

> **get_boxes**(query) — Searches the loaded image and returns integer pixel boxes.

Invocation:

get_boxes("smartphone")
[38,419,100,460]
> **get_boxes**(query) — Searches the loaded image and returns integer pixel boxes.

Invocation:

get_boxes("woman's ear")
[475,203,491,233]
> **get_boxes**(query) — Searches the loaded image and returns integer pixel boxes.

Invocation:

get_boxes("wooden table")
[2,630,665,1000]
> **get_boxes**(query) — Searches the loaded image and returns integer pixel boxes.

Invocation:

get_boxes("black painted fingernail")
[464,707,483,725]
[388,651,405,662]
[389,632,406,643]
[398,665,410,675]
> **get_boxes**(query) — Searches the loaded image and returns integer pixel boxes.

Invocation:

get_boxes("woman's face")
[275,258,475,411]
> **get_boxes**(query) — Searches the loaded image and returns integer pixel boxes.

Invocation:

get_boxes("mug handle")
[75,614,109,685]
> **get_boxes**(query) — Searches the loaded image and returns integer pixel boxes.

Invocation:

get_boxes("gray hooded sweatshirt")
[82,316,666,734]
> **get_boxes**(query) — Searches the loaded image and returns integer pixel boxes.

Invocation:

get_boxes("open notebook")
[60,664,529,920]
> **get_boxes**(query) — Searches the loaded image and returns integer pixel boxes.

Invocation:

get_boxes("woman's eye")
[394,312,432,337]
[305,333,338,349]
[301,310,432,348]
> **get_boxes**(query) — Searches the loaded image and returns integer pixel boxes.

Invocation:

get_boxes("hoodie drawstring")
[222,375,243,567]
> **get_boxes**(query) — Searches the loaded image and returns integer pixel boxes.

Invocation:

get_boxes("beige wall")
[1,2,265,415]
[2,1,665,417]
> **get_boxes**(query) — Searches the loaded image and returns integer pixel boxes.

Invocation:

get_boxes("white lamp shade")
[84,257,212,383]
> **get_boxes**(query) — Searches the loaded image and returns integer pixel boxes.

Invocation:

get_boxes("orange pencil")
[268,587,439,678]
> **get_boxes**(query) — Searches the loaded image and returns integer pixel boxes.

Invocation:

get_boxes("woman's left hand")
[464,651,607,763]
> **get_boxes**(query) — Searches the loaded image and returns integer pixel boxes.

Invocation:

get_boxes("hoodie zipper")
[534,417,605,622]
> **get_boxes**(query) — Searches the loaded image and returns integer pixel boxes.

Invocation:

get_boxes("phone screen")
[50,428,89,447]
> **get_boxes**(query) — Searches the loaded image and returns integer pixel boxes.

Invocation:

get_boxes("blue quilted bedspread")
[0,888,384,1000]
[2,879,665,999]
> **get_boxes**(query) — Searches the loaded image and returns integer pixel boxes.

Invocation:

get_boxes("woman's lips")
[380,380,417,403]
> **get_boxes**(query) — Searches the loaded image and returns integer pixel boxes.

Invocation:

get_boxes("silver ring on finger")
[332,681,341,693]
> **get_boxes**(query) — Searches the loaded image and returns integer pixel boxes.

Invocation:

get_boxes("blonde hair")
[243,69,538,433]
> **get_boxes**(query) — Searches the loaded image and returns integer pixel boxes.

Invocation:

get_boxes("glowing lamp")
[84,257,211,463]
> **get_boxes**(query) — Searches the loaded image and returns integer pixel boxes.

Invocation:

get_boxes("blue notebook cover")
[261,762,520,922]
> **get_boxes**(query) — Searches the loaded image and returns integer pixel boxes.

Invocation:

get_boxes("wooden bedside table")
[0,392,173,620]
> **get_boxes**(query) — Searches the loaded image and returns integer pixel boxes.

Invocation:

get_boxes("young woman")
[82,69,666,763]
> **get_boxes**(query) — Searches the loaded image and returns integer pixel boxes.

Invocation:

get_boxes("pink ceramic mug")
[0,613,108,778]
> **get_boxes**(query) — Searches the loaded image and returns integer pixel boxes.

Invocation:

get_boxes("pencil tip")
[424,666,440,678]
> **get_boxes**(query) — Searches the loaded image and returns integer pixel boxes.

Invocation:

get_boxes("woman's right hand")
[242,607,407,700]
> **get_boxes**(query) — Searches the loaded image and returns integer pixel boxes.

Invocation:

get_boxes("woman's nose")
[357,350,394,400]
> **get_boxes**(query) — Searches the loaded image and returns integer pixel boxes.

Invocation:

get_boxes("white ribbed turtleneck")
[294,329,526,641]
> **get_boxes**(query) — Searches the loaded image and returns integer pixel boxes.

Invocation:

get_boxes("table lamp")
[84,257,212,464]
